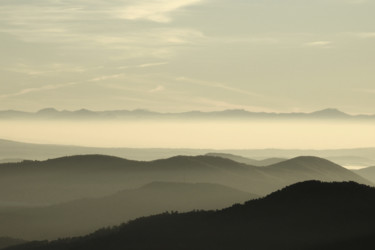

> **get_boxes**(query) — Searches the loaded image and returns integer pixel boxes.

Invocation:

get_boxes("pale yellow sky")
[0,0,375,114]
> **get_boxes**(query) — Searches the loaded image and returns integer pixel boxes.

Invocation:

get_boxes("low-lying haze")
[1,120,374,149]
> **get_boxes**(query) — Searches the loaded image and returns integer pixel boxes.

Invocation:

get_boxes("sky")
[1,0,375,114]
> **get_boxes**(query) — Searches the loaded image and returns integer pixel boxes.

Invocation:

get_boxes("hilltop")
[355,166,375,183]
[206,152,286,166]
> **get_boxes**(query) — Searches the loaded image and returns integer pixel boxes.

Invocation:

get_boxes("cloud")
[0,73,125,99]
[138,62,169,68]
[117,0,203,23]
[0,82,79,99]
[350,32,375,39]
[0,0,204,25]
[89,74,124,82]
[0,24,204,61]
[176,77,263,98]
[304,41,333,48]
[150,85,165,93]
[96,83,146,93]
[3,63,93,76]
[0,1,205,56]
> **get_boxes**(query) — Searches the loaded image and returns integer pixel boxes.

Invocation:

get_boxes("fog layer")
[0,120,374,149]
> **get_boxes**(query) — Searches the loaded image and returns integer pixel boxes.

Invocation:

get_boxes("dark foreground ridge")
[0,182,256,240]
[6,181,375,250]
[0,238,26,250]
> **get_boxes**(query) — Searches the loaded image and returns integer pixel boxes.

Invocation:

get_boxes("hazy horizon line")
[1,107,375,116]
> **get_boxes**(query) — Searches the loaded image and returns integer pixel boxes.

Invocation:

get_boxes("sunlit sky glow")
[1,0,375,114]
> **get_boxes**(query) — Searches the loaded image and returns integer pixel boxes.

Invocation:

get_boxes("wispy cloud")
[211,36,280,45]
[3,63,94,76]
[117,62,169,70]
[97,83,146,93]
[304,41,333,48]
[117,0,203,23]
[139,62,169,68]
[192,98,276,112]
[0,0,205,62]
[0,73,127,99]
[176,77,263,98]
[150,85,165,93]
[88,74,124,82]
[0,82,79,99]
[348,32,375,39]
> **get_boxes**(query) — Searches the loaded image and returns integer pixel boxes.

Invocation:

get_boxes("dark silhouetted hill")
[6,181,375,250]
[0,159,23,164]
[0,237,25,249]
[0,182,255,240]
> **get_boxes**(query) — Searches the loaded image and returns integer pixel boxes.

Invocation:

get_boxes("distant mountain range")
[6,181,375,250]
[0,108,374,120]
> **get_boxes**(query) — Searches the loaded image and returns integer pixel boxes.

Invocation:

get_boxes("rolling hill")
[2,138,375,168]
[6,181,375,250]
[0,155,371,206]
[264,156,366,181]
[205,152,286,166]
[0,182,255,240]
[355,166,375,183]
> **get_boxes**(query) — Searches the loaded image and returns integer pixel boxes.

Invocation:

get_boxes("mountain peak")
[36,108,59,114]
[73,109,96,115]
[310,108,348,117]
